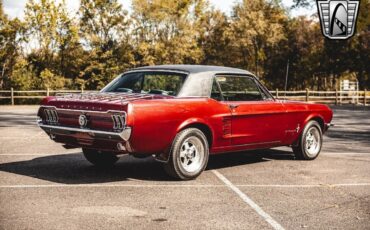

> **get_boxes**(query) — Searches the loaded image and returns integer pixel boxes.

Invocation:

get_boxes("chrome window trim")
[123,69,189,75]
[252,76,275,101]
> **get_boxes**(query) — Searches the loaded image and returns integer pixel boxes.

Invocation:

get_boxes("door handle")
[229,104,239,109]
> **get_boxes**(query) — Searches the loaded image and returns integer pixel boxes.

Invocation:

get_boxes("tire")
[82,148,119,167]
[164,128,209,180]
[292,120,323,160]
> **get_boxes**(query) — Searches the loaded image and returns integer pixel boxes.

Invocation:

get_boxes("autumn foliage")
[0,0,369,91]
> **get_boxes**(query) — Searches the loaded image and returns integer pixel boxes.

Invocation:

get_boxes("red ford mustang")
[38,65,333,180]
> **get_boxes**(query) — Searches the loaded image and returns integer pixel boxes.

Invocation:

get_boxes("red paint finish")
[228,101,286,145]
[39,95,333,156]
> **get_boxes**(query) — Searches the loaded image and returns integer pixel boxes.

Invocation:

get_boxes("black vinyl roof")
[131,65,252,75]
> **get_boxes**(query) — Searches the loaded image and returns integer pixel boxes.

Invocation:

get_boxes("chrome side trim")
[38,121,132,141]
[232,141,281,148]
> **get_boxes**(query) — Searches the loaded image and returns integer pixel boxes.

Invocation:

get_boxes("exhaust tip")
[117,143,126,151]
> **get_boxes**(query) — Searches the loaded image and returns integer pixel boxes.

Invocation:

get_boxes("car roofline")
[124,69,190,75]
[129,65,252,75]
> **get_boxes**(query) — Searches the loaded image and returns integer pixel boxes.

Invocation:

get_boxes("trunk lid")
[40,92,172,131]
[49,92,167,111]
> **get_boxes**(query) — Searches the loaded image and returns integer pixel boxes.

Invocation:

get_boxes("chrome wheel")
[164,128,209,180]
[179,137,205,173]
[304,127,321,157]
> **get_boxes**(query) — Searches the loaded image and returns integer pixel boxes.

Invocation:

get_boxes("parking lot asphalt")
[0,105,369,230]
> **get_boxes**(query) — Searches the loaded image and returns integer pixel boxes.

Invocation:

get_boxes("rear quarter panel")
[127,98,231,154]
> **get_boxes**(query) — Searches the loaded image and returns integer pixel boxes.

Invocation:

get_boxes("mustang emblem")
[78,114,88,127]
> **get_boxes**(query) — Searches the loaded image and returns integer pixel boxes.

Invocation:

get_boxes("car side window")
[259,87,270,100]
[215,75,263,101]
[211,79,223,101]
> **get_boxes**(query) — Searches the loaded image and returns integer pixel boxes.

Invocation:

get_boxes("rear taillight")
[111,114,126,130]
[44,109,59,124]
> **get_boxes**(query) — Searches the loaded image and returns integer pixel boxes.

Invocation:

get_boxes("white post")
[11,88,14,105]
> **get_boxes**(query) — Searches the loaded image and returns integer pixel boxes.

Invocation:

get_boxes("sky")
[3,0,316,19]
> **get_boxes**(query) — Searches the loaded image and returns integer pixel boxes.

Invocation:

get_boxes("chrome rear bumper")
[38,121,131,141]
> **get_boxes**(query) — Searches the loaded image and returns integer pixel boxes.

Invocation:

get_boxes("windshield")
[103,71,187,96]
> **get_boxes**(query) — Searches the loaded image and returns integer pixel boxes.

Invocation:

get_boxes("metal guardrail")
[0,88,368,106]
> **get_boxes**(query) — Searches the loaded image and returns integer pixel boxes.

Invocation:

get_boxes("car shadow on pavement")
[326,130,370,145]
[0,149,294,183]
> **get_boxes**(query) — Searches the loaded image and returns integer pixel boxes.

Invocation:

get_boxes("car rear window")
[103,72,187,96]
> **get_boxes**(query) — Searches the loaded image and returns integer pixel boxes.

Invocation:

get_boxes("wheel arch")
[304,114,325,132]
[155,119,214,163]
[292,114,325,147]
[177,121,214,148]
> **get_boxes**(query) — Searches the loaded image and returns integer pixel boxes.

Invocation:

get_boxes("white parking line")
[0,184,225,188]
[236,183,370,188]
[0,183,369,189]
[212,170,285,230]
[0,154,61,156]
[323,152,370,155]
[0,132,45,139]
[0,151,80,156]
[0,114,37,119]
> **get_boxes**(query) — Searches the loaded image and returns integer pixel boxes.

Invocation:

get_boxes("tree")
[24,0,81,89]
[0,0,24,89]
[24,0,60,69]
[0,0,369,94]
[55,2,82,81]
[79,0,132,89]
[10,58,37,90]
[131,0,207,66]
[348,0,370,88]
[229,0,287,76]
[198,9,232,66]
[264,17,325,90]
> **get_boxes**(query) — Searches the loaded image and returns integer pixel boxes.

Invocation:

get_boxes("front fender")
[303,113,325,128]
[291,112,326,147]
